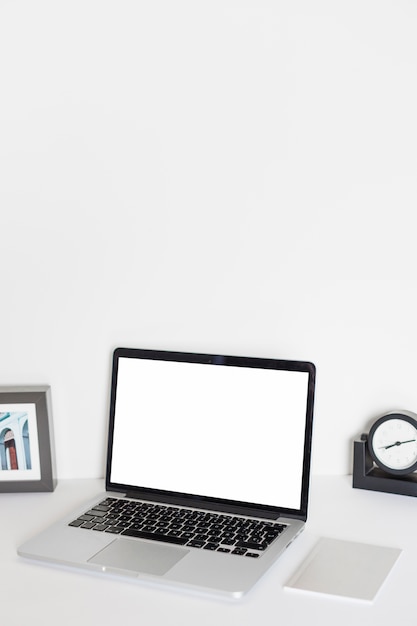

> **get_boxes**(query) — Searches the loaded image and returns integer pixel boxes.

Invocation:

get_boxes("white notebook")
[285,537,401,602]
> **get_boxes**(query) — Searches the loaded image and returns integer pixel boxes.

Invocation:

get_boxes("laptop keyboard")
[69,497,287,558]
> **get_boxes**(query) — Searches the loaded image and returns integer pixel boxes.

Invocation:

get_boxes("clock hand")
[380,439,416,450]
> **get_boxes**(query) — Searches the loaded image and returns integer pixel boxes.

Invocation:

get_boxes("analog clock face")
[369,415,417,475]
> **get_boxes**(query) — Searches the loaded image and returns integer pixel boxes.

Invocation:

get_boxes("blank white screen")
[110,357,309,510]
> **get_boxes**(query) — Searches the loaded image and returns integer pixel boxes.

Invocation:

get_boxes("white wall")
[1,0,416,479]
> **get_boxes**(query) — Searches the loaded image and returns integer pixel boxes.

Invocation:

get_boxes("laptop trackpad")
[88,538,189,576]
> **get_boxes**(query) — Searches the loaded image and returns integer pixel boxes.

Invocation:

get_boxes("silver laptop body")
[18,347,316,597]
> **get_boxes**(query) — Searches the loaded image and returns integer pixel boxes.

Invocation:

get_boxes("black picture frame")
[0,386,57,492]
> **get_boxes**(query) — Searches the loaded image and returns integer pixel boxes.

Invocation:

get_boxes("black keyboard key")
[187,539,205,548]
[86,509,107,517]
[105,526,125,534]
[265,527,285,539]
[235,540,267,551]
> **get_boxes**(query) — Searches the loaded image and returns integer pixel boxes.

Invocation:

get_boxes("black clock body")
[353,411,417,497]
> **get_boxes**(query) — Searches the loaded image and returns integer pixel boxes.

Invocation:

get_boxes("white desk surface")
[2,475,416,626]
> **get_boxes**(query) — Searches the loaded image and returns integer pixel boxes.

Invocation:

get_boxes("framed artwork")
[0,386,56,492]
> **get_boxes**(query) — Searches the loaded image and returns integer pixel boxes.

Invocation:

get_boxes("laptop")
[18,347,316,597]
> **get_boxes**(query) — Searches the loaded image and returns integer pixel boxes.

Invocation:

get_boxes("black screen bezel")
[105,347,315,522]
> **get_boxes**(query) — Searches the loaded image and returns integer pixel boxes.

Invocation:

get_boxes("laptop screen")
[107,349,315,518]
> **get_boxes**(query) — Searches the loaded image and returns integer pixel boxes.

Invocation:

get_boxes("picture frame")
[0,386,56,492]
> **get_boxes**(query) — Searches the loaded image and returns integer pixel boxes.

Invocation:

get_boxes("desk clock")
[353,411,417,497]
